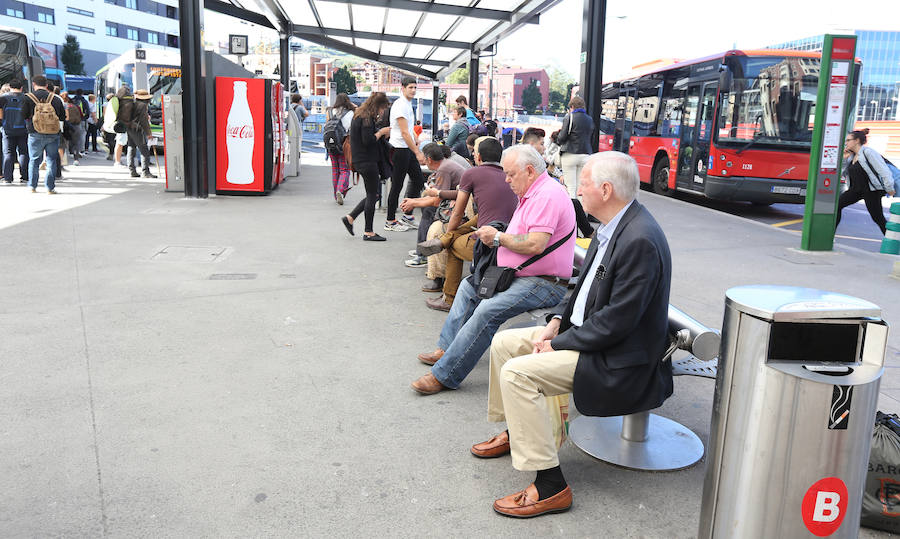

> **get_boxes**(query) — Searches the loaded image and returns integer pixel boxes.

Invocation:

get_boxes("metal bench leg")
[568,411,704,471]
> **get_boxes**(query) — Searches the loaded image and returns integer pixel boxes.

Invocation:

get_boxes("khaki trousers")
[425,220,448,280]
[441,216,477,305]
[488,326,579,471]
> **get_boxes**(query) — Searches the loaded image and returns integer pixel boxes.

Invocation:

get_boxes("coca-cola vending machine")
[215,77,282,194]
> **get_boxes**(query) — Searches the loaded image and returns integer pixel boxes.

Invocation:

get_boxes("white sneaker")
[384,221,411,232]
[408,249,418,257]
[400,214,418,229]
[73,160,79,166]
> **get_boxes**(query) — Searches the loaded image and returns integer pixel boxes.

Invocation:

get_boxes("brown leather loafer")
[471,431,510,458]
[493,484,572,518]
[417,349,444,366]
[425,296,451,312]
[410,373,447,395]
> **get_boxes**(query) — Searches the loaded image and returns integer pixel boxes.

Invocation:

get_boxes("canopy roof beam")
[316,0,539,23]
[294,32,438,79]
[291,25,470,49]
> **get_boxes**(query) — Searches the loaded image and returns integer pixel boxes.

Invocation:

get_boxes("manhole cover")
[209,273,257,280]
[151,245,228,262]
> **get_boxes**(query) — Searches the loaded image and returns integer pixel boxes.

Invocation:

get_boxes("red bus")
[597,50,860,204]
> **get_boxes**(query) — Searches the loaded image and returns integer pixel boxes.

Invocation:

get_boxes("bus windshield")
[716,56,819,148]
[0,32,28,86]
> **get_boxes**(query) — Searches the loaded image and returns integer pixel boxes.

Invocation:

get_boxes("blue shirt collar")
[595,200,634,243]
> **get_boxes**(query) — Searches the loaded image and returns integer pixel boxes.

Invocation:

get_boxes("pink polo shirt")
[497,172,576,278]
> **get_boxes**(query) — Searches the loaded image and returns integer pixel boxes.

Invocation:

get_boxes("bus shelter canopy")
[206,0,563,80]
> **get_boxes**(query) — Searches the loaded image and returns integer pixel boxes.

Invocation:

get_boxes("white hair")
[501,144,547,175]
[584,151,639,202]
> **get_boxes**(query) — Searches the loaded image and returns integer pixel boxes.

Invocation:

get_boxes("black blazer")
[550,201,673,417]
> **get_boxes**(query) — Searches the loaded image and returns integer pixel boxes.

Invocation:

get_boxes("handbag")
[113,120,126,133]
[476,227,575,299]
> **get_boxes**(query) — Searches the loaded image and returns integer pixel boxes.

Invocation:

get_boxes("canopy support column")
[179,0,208,197]
[468,47,480,112]
[579,0,606,152]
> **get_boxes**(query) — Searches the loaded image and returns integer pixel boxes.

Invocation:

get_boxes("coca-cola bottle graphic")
[225,80,255,184]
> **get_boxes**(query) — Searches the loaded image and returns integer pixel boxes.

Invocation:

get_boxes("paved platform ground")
[1,151,897,537]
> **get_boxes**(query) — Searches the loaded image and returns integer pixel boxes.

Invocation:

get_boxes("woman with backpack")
[340,92,391,241]
[838,128,896,235]
[325,93,355,205]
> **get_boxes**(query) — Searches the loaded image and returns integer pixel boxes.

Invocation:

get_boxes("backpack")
[66,102,83,125]
[25,92,61,134]
[883,156,900,195]
[323,109,348,155]
[468,122,488,136]
[1,93,27,135]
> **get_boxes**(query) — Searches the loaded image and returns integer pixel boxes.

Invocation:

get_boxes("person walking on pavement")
[0,78,30,183]
[556,96,595,199]
[22,75,65,193]
[326,92,355,204]
[386,76,427,232]
[838,128,895,235]
[101,92,118,161]
[341,92,392,241]
[62,92,85,165]
[125,89,156,178]
[85,93,99,153]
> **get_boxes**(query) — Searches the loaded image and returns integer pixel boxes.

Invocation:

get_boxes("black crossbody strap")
[513,227,576,271]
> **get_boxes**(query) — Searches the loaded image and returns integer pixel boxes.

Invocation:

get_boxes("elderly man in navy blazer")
[471,151,673,518]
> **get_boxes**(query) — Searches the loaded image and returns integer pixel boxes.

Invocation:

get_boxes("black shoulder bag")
[477,227,575,299]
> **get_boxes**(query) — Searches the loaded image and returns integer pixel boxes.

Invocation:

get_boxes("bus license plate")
[771,186,802,195]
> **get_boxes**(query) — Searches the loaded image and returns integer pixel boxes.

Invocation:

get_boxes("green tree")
[549,90,567,113]
[60,34,85,75]
[521,78,542,113]
[333,65,357,95]
[447,67,468,84]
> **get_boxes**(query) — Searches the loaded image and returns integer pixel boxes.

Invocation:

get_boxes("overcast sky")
[500,0,900,80]
[205,0,900,81]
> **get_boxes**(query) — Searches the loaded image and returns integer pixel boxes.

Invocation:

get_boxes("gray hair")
[584,151,639,202]
[501,144,547,175]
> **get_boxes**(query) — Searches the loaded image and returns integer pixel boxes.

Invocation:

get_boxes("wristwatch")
[492,233,501,248]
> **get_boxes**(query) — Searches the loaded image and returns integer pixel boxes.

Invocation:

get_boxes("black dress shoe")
[363,233,386,242]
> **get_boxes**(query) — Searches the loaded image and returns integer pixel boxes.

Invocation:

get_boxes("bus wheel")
[652,161,673,196]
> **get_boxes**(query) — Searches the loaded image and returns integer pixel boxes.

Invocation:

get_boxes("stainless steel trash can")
[699,285,888,538]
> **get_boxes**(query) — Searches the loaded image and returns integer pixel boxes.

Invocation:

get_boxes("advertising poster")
[215,77,266,193]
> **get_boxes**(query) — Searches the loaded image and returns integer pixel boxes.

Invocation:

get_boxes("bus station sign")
[801,35,858,251]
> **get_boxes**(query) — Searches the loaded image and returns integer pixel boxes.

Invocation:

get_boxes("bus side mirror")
[718,65,732,89]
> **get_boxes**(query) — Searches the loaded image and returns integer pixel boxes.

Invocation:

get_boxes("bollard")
[881,203,900,255]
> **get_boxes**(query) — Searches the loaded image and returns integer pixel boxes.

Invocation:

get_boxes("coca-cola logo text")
[226,125,254,139]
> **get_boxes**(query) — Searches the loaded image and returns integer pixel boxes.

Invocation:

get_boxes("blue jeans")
[28,133,60,190]
[3,130,28,182]
[432,276,567,389]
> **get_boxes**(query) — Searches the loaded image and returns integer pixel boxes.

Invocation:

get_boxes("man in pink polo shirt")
[411,144,576,395]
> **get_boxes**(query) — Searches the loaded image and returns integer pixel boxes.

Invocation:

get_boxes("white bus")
[95,48,182,136]
[0,25,44,90]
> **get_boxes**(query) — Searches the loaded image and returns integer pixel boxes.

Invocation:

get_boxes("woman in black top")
[341,92,391,241]
[837,129,895,235]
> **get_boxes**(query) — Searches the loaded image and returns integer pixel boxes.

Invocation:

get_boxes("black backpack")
[2,93,27,135]
[323,109,348,155]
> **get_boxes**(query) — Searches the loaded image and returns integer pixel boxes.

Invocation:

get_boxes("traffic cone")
[880,202,900,255]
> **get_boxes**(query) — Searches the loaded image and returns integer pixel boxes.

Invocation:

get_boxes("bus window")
[715,56,818,147]
[599,98,617,135]
[634,95,660,136]
[661,97,683,137]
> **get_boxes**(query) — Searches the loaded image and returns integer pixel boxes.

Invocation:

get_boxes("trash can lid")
[725,285,881,321]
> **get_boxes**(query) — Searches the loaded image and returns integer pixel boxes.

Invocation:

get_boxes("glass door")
[677,82,717,187]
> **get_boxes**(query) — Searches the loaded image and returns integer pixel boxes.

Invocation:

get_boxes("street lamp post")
[883,107,891,121]
[869,99,878,121]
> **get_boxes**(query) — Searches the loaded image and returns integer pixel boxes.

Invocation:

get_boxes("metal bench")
[567,305,720,471]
